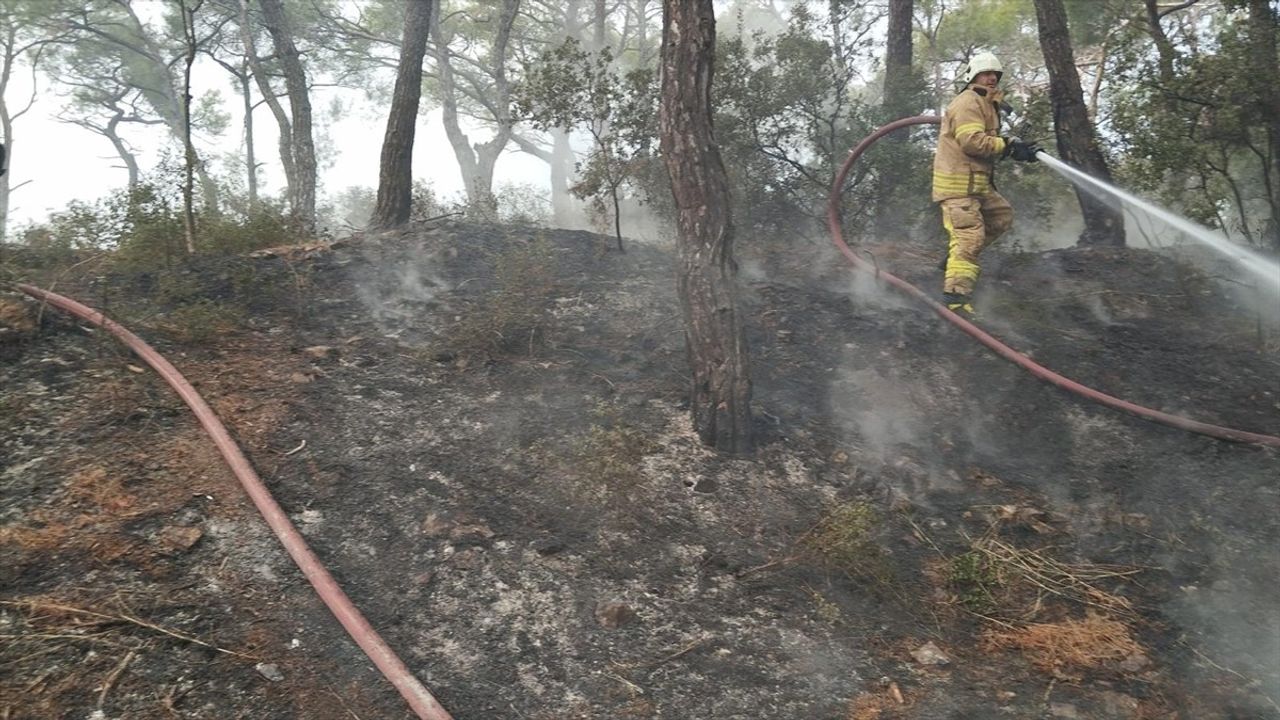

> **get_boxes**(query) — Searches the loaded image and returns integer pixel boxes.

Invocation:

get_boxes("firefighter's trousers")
[940,192,1013,297]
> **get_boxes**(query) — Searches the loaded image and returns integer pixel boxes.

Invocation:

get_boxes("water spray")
[1034,151,1280,294]
[826,116,1280,447]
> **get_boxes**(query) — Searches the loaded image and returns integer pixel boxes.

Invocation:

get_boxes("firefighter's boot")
[943,292,976,317]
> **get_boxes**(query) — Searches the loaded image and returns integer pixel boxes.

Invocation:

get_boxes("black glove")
[1003,136,1041,163]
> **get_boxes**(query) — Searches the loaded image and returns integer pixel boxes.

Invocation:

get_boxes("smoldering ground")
[5,215,1279,718]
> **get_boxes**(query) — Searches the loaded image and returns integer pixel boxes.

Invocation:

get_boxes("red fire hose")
[15,283,454,720]
[827,116,1280,448]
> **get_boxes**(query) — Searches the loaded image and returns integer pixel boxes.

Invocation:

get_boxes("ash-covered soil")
[2,221,1278,719]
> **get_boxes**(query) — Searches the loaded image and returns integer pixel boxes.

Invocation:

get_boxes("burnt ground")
[2,221,1278,719]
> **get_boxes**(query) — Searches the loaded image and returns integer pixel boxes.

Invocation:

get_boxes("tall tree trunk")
[550,129,575,225]
[883,0,914,118]
[552,0,582,224]
[259,0,316,231]
[180,0,200,255]
[1143,0,1178,86]
[241,0,295,208]
[1246,0,1280,251]
[0,134,9,244]
[430,0,516,218]
[593,0,607,51]
[1033,0,1125,246]
[659,0,753,454]
[370,0,432,230]
[238,65,258,211]
[875,0,914,240]
[0,57,13,244]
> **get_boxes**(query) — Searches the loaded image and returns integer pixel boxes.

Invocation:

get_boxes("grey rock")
[910,641,950,666]
[255,663,284,682]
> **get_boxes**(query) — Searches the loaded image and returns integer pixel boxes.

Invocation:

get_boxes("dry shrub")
[550,404,660,506]
[65,467,139,514]
[949,536,1138,620]
[0,296,38,334]
[151,299,243,344]
[983,612,1142,674]
[846,687,910,720]
[0,511,74,552]
[446,236,560,357]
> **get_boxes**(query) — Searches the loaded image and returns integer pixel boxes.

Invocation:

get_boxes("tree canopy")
[0,0,1273,255]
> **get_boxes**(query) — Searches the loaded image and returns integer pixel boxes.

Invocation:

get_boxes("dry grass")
[952,535,1140,620]
[444,236,560,357]
[983,612,1143,675]
[1,596,256,660]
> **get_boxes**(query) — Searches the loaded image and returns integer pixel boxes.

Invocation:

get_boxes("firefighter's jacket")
[932,86,1007,202]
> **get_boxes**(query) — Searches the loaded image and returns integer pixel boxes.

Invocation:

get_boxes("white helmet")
[963,51,1003,84]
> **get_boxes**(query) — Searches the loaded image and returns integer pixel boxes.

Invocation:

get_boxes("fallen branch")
[97,649,136,709]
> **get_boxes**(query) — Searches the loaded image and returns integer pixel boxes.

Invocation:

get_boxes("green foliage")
[30,174,302,273]
[513,38,657,245]
[800,500,889,581]
[322,186,378,233]
[493,183,551,227]
[191,90,231,136]
[713,3,962,241]
[948,550,1004,612]
[808,588,844,625]
[931,0,1038,73]
[1105,3,1279,250]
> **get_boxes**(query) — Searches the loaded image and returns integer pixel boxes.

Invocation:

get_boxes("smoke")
[830,366,924,459]
[352,240,451,333]
[840,265,914,310]
[1162,548,1280,708]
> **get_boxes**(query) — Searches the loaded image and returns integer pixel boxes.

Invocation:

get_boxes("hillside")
[2,221,1278,719]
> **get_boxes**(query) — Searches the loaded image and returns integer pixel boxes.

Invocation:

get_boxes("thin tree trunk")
[551,0,582,225]
[370,0,433,230]
[1033,0,1125,246]
[659,0,753,454]
[104,115,141,187]
[241,0,295,208]
[0,134,9,243]
[238,64,258,210]
[0,27,13,244]
[1087,38,1108,120]
[180,0,200,254]
[259,0,316,231]
[883,0,914,118]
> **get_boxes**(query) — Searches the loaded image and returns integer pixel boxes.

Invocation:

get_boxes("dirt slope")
[2,221,1278,719]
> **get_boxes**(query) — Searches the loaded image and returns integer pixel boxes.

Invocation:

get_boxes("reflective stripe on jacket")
[932,86,1006,202]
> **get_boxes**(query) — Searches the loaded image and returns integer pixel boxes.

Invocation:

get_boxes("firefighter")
[932,51,1039,316]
